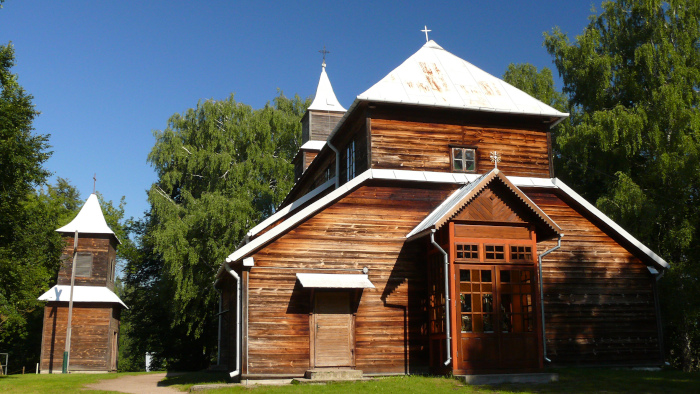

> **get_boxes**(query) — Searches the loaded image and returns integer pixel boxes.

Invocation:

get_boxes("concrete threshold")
[459,373,559,385]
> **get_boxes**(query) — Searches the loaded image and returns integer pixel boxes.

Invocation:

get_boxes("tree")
[141,92,309,364]
[544,0,700,371]
[503,63,568,112]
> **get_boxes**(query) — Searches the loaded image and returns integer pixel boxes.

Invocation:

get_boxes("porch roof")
[296,273,375,289]
[406,168,562,241]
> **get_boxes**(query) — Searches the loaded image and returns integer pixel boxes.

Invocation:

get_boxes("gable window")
[75,252,93,277]
[346,140,356,181]
[451,147,476,173]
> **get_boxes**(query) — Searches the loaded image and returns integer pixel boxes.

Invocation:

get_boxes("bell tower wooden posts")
[38,194,127,373]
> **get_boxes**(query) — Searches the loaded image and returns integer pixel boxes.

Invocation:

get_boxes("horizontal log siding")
[527,190,661,365]
[40,303,114,372]
[370,119,550,177]
[246,183,454,375]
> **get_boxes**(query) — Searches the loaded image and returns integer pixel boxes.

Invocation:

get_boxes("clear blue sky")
[1,0,597,222]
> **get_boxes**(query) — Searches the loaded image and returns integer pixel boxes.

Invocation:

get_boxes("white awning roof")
[300,140,326,151]
[38,285,128,308]
[296,273,375,289]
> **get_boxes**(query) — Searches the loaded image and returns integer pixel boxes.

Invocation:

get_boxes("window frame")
[450,145,478,173]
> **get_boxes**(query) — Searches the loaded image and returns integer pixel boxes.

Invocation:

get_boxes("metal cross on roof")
[490,151,502,169]
[93,173,97,193]
[319,46,329,67]
[421,25,431,42]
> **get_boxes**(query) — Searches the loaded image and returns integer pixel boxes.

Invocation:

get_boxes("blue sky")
[1,1,597,222]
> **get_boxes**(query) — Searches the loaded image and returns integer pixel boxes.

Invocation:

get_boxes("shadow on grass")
[157,370,230,388]
[484,368,700,394]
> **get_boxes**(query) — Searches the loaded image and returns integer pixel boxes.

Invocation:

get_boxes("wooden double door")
[455,264,541,371]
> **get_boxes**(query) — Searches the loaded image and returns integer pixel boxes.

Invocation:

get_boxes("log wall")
[40,303,116,372]
[370,118,550,177]
[527,190,662,365]
[245,182,455,375]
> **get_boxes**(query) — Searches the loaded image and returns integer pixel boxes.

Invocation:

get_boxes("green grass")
[0,372,126,393]
[2,368,700,393]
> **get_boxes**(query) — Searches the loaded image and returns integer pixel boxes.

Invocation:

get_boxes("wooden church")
[38,194,126,373]
[215,40,668,379]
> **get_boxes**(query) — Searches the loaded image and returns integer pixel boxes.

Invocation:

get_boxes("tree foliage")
[503,63,568,112]
[544,0,700,370]
[141,91,309,357]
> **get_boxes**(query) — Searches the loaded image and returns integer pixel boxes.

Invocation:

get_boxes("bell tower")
[38,194,126,373]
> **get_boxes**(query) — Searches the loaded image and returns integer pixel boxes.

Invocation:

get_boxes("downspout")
[216,288,222,366]
[430,229,452,366]
[225,263,241,378]
[327,140,340,188]
[538,235,562,363]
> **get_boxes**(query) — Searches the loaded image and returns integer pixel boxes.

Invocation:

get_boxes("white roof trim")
[220,169,668,272]
[551,178,669,269]
[55,194,120,243]
[300,140,326,151]
[247,177,336,238]
[296,273,375,289]
[38,285,127,308]
[308,65,346,111]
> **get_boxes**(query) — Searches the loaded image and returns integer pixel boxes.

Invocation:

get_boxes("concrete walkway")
[84,373,180,393]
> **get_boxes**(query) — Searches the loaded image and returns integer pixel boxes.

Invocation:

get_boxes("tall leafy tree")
[544,0,700,371]
[503,63,568,112]
[146,92,309,347]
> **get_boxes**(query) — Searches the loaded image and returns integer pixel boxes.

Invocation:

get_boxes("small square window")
[75,252,93,277]
[484,245,505,260]
[451,147,476,173]
[456,244,479,260]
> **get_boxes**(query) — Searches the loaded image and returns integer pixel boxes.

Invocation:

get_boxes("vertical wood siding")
[40,303,115,372]
[527,190,661,365]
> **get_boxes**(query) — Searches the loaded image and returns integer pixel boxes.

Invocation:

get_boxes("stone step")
[304,369,364,380]
[459,373,559,385]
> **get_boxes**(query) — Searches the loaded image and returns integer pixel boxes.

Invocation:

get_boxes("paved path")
[84,373,181,393]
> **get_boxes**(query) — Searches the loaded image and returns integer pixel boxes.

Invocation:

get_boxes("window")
[459,269,495,333]
[451,147,476,173]
[484,245,505,261]
[346,140,356,181]
[75,252,93,277]
[456,243,479,260]
[510,245,533,262]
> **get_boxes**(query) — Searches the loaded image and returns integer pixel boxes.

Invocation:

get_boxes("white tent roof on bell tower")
[308,63,346,112]
[56,194,119,242]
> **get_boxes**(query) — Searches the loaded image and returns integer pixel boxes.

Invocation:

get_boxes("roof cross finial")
[421,25,431,42]
[92,173,97,194]
[490,151,501,169]
[319,45,330,68]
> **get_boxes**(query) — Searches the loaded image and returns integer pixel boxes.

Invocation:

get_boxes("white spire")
[56,194,117,238]
[308,63,346,112]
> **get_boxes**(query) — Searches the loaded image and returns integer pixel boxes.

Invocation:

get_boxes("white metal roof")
[300,140,326,151]
[219,169,668,275]
[357,40,567,120]
[55,194,119,243]
[308,64,346,112]
[296,273,375,289]
[38,285,127,308]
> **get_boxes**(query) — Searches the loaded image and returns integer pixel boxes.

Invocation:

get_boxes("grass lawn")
[2,368,700,393]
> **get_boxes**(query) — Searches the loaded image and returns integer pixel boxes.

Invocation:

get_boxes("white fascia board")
[551,178,670,269]
[296,273,375,289]
[247,178,336,238]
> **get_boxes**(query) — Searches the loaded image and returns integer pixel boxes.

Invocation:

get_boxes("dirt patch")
[84,373,180,393]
